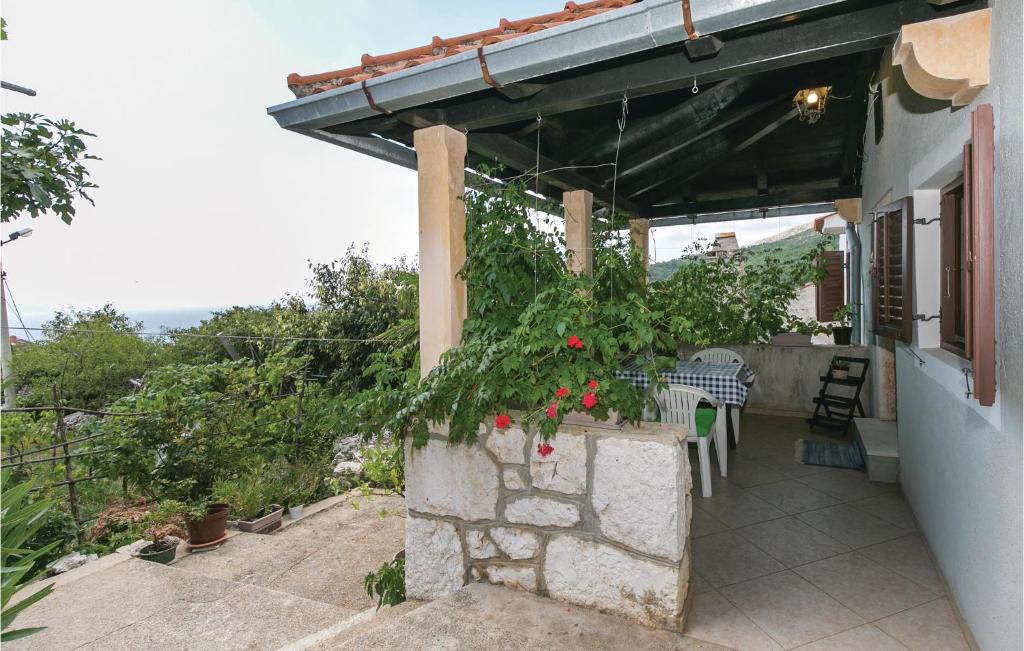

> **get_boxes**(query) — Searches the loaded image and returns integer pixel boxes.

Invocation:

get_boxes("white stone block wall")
[404,419,693,630]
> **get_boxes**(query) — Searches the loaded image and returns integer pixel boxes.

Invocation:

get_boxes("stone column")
[563,190,593,276]
[628,218,650,274]
[413,125,467,377]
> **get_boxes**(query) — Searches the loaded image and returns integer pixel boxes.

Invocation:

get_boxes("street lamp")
[1,228,33,246]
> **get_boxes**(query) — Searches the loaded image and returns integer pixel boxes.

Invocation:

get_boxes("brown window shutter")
[970,104,995,406]
[816,250,846,322]
[872,197,914,342]
[963,144,974,359]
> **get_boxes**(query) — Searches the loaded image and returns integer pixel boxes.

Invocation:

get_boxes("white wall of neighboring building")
[856,2,1022,648]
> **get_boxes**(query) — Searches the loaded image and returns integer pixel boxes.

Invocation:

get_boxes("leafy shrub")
[1,471,59,642]
[212,463,276,520]
[364,556,405,610]
[360,441,404,496]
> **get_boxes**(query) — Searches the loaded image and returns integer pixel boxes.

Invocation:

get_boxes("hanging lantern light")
[793,86,832,124]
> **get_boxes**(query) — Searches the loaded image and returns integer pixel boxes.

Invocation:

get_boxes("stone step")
[854,417,899,483]
[328,583,728,650]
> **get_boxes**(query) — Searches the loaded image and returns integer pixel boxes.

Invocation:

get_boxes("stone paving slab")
[329,583,731,650]
[174,493,405,611]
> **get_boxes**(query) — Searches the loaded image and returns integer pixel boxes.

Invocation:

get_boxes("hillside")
[648,224,829,282]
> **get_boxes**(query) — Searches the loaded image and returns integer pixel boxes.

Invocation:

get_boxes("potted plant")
[283,459,322,521]
[136,500,187,564]
[831,304,854,345]
[831,359,851,380]
[213,465,283,535]
[772,319,827,346]
[184,500,231,548]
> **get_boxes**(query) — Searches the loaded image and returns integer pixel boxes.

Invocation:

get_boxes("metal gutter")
[267,0,848,132]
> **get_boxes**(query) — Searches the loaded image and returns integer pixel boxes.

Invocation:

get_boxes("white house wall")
[856,2,1022,648]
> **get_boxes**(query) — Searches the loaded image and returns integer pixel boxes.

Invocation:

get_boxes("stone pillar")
[413,125,467,377]
[563,190,593,276]
[628,218,650,274]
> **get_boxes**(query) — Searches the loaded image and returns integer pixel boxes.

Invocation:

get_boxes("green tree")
[1,114,99,224]
[10,306,170,409]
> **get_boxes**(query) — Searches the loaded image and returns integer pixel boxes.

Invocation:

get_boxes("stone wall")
[404,419,693,630]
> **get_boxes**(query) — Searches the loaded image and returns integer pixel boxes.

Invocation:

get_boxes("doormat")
[795,439,865,470]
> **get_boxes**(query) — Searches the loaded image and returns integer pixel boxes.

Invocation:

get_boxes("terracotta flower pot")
[186,503,230,546]
[237,504,284,534]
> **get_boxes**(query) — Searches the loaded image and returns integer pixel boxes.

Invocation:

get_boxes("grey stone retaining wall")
[404,418,693,630]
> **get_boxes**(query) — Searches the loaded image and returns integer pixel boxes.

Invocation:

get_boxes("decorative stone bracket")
[892,9,991,107]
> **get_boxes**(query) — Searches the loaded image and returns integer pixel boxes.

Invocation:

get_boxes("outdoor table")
[614,359,756,448]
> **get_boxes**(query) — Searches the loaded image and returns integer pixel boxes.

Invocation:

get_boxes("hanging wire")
[13,326,400,344]
[533,113,542,300]
[608,92,630,300]
[3,276,34,341]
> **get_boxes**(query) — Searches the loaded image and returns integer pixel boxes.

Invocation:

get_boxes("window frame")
[939,172,972,358]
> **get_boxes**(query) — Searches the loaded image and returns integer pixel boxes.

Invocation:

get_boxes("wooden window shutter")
[815,250,846,322]
[872,197,914,342]
[969,104,996,406]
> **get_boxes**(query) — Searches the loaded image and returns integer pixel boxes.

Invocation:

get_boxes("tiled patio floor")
[683,414,972,651]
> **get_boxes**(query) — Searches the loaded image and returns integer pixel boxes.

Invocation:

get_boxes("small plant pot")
[832,369,850,380]
[186,503,230,547]
[288,505,304,520]
[237,504,284,534]
[138,539,178,564]
[832,326,853,345]
[771,332,812,346]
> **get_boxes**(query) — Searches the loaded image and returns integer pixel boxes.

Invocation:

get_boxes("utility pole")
[1,228,34,408]
[1,268,13,408]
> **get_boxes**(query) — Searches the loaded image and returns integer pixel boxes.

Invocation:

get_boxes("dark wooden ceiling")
[322,0,986,221]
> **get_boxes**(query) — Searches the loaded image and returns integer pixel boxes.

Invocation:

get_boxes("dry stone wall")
[404,418,693,630]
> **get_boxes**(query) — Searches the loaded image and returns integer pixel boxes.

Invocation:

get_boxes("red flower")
[495,413,511,430]
[537,442,555,457]
[587,379,599,390]
[555,386,570,399]
[582,392,598,410]
[545,402,559,420]
[566,335,584,350]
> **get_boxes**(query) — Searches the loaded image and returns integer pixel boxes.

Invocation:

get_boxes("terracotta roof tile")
[286,0,640,98]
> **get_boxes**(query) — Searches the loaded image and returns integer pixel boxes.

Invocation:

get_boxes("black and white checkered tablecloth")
[613,359,755,406]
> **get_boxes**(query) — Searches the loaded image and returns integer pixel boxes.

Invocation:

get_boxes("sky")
[1,0,820,319]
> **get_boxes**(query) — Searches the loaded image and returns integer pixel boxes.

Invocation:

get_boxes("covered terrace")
[268,0,994,646]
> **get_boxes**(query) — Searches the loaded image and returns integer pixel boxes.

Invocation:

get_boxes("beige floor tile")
[720,571,864,649]
[851,494,917,529]
[797,469,895,502]
[749,480,841,514]
[693,532,786,588]
[692,507,730,539]
[737,516,850,568]
[796,504,909,549]
[728,460,789,488]
[859,535,945,594]
[692,570,714,594]
[874,599,970,651]
[685,589,784,651]
[794,624,909,650]
[793,552,939,621]
[698,487,787,529]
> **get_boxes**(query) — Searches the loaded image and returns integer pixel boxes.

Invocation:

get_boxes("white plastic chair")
[690,347,745,445]
[655,384,727,498]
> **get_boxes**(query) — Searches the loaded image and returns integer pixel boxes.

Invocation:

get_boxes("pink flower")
[495,413,511,430]
[582,392,598,410]
[587,379,599,391]
[566,335,584,350]
[555,386,570,399]
[537,442,555,457]
[545,402,559,420]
